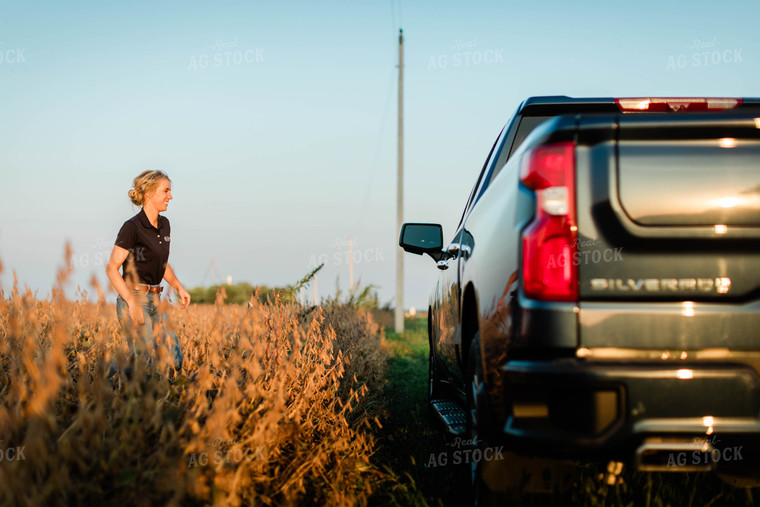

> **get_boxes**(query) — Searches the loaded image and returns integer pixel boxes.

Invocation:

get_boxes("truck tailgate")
[575,113,760,350]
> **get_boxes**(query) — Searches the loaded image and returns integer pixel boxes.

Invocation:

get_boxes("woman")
[105,170,191,370]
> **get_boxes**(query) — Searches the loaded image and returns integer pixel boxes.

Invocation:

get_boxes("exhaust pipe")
[636,437,716,472]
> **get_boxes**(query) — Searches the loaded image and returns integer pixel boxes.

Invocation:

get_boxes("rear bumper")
[500,358,760,464]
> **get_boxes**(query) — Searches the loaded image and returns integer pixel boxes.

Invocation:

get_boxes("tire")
[466,332,510,506]
[465,333,483,448]
[428,345,445,402]
[466,332,575,506]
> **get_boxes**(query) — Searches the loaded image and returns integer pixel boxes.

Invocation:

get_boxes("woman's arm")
[105,245,146,325]
[164,262,191,309]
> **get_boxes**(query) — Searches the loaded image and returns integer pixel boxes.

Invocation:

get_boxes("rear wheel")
[466,333,512,506]
[466,332,576,506]
[428,346,445,402]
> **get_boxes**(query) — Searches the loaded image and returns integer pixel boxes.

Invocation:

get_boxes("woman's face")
[146,178,172,212]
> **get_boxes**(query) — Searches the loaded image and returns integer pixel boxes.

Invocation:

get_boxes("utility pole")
[204,259,221,287]
[395,28,405,333]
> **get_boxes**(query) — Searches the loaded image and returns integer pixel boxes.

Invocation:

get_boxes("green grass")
[369,318,470,506]
[369,318,760,506]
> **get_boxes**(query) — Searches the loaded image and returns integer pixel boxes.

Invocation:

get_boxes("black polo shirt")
[114,209,171,285]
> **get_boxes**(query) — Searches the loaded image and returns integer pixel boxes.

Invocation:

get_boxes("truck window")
[455,127,505,229]
[486,115,553,185]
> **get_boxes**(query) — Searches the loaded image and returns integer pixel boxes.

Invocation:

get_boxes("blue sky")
[1,0,759,309]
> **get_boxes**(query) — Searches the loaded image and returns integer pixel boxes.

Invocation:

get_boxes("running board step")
[431,399,466,436]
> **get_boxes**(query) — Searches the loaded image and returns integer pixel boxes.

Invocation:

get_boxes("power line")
[200,259,221,287]
[391,0,397,33]
[351,66,396,230]
[352,1,403,231]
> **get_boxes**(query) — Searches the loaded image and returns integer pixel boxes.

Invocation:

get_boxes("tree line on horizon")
[185,263,388,310]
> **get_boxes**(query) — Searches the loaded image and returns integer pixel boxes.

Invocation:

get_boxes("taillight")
[615,97,742,112]
[520,142,577,301]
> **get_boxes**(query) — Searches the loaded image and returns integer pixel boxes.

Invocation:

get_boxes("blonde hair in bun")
[128,170,170,206]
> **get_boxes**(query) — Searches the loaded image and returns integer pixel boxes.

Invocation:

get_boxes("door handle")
[437,260,449,270]
[447,243,472,259]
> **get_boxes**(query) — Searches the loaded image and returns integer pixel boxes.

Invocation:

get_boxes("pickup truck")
[399,96,760,502]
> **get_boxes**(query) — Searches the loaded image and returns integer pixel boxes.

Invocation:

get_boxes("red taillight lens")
[520,142,577,301]
[615,97,742,112]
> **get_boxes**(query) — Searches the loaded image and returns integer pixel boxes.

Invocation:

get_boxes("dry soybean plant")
[0,252,388,506]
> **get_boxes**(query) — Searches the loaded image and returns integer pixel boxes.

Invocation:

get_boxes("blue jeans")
[116,290,183,370]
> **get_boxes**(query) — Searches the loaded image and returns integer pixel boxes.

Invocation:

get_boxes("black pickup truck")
[400,96,760,501]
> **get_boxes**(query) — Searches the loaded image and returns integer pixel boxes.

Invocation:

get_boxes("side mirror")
[399,223,444,259]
